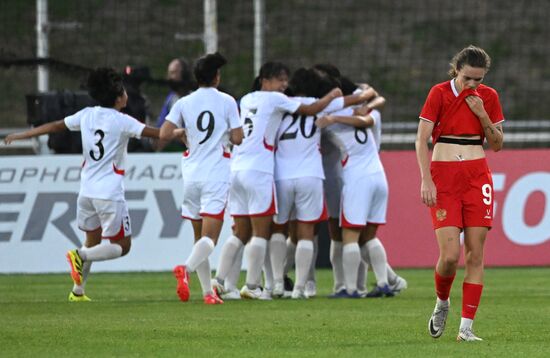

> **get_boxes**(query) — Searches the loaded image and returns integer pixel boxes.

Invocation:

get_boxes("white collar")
[450,78,459,97]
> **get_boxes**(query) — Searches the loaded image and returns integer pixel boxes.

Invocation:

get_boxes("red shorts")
[430,158,493,230]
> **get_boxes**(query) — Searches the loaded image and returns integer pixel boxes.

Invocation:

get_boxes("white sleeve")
[64,109,86,131]
[321,97,344,115]
[165,99,184,128]
[274,93,301,114]
[121,114,146,138]
[226,96,242,129]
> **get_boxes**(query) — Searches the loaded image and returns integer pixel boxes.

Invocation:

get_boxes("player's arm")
[3,120,67,144]
[230,127,244,145]
[415,119,437,207]
[141,126,160,139]
[342,87,377,107]
[159,120,178,142]
[465,95,503,152]
[296,88,343,116]
[316,113,374,129]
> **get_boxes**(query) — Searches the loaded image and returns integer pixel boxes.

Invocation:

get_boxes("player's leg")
[429,225,461,338]
[362,225,394,298]
[221,244,244,300]
[328,218,345,295]
[457,226,487,341]
[283,227,297,297]
[292,222,314,299]
[305,233,318,298]
[271,179,293,297]
[68,227,101,302]
[340,227,362,297]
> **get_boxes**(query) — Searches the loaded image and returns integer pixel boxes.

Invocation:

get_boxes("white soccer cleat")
[220,288,241,300]
[390,276,408,294]
[428,299,450,338]
[240,285,262,299]
[457,328,483,342]
[259,288,273,301]
[291,287,308,299]
[305,280,317,298]
[272,281,284,298]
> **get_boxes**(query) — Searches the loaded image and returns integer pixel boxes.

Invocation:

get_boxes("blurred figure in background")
[156,57,196,151]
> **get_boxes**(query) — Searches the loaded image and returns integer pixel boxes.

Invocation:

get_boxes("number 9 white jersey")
[166,87,241,183]
[64,106,145,202]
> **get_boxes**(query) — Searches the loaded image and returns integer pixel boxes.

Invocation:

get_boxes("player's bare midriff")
[432,135,485,162]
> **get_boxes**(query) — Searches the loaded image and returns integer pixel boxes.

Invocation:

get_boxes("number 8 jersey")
[166,87,241,182]
[64,106,146,201]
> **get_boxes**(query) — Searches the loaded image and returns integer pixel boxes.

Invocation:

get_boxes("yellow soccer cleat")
[68,291,92,302]
[66,249,83,285]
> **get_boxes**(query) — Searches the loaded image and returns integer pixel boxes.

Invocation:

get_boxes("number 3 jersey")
[64,106,146,201]
[166,87,241,182]
[322,108,384,176]
[231,91,302,175]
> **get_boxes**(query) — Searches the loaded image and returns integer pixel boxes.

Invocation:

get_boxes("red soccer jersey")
[419,79,505,144]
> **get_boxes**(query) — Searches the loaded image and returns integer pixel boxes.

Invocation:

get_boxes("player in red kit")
[415,45,504,341]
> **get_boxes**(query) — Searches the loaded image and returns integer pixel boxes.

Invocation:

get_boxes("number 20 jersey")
[166,87,241,183]
[64,106,145,201]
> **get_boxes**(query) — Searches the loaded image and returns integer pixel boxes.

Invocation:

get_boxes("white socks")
[78,243,122,262]
[269,233,287,284]
[294,240,314,289]
[366,238,389,287]
[215,235,243,281]
[196,259,213,296]
[460,318,473,330]
[225,245,244,291]
[72,260,92,295]
[307,236,318,282]
[244,236,267,288]
[330,240,344,291]
[342,243,361,294]
[263,245,274,291]
[185,236,215,272]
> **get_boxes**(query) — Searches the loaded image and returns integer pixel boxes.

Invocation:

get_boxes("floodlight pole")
[36,0,49,92]
[253,0,265,76]
[204,0,218,53]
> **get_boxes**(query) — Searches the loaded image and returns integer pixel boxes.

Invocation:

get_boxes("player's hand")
[359,87,377,101]
[465,95,488,119]
[315,116,335,129]
[328,88,343,99]
[3,133,19,145]
[421,177,437,207]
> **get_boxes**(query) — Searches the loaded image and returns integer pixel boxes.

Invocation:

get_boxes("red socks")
[462,282,483,319]
[434,271,455,300]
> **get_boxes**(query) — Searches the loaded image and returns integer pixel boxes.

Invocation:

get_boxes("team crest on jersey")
[436,208,447,221]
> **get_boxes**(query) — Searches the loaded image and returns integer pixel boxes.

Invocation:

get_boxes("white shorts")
[324,172,343,219]
[274,177,327,224]
[340,171,388,228]
[182,180,229,221]
[229,170,277,217]
[77,196,131,239]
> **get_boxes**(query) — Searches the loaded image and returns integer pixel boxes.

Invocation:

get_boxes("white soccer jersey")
[322,108,384,177]
[274,96,344,180]
[64,106,145,202]
[166,87,241,182]
[231,91,301,175]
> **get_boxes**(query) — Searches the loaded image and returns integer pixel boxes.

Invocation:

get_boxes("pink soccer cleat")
[173,265,190,302]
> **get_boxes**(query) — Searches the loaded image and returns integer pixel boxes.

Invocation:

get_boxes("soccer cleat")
[291,287,308,299]
[221,289,241,300]
[328,288,348,298]
[173,265,190,302]
[259,288,273,301]
[428,300,450,338]
[203,292,224,305]
[305,280,317,298]
[68,291,91,302]
[211,278,225,297]
[272,281,284,298]
[390,276,408,294]
[240,285,262,299]
[66,249,83,286]
[457,328,483,342]
[366,284,395,298]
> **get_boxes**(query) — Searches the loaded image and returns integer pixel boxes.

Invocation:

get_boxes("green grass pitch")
[1,268,549,357]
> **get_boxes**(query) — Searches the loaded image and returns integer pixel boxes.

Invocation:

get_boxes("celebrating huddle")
[157,54,406,304]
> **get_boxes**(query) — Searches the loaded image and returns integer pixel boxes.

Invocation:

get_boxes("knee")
[465,251,484,269]
[119,238,132,256]
[439,253,460,270]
